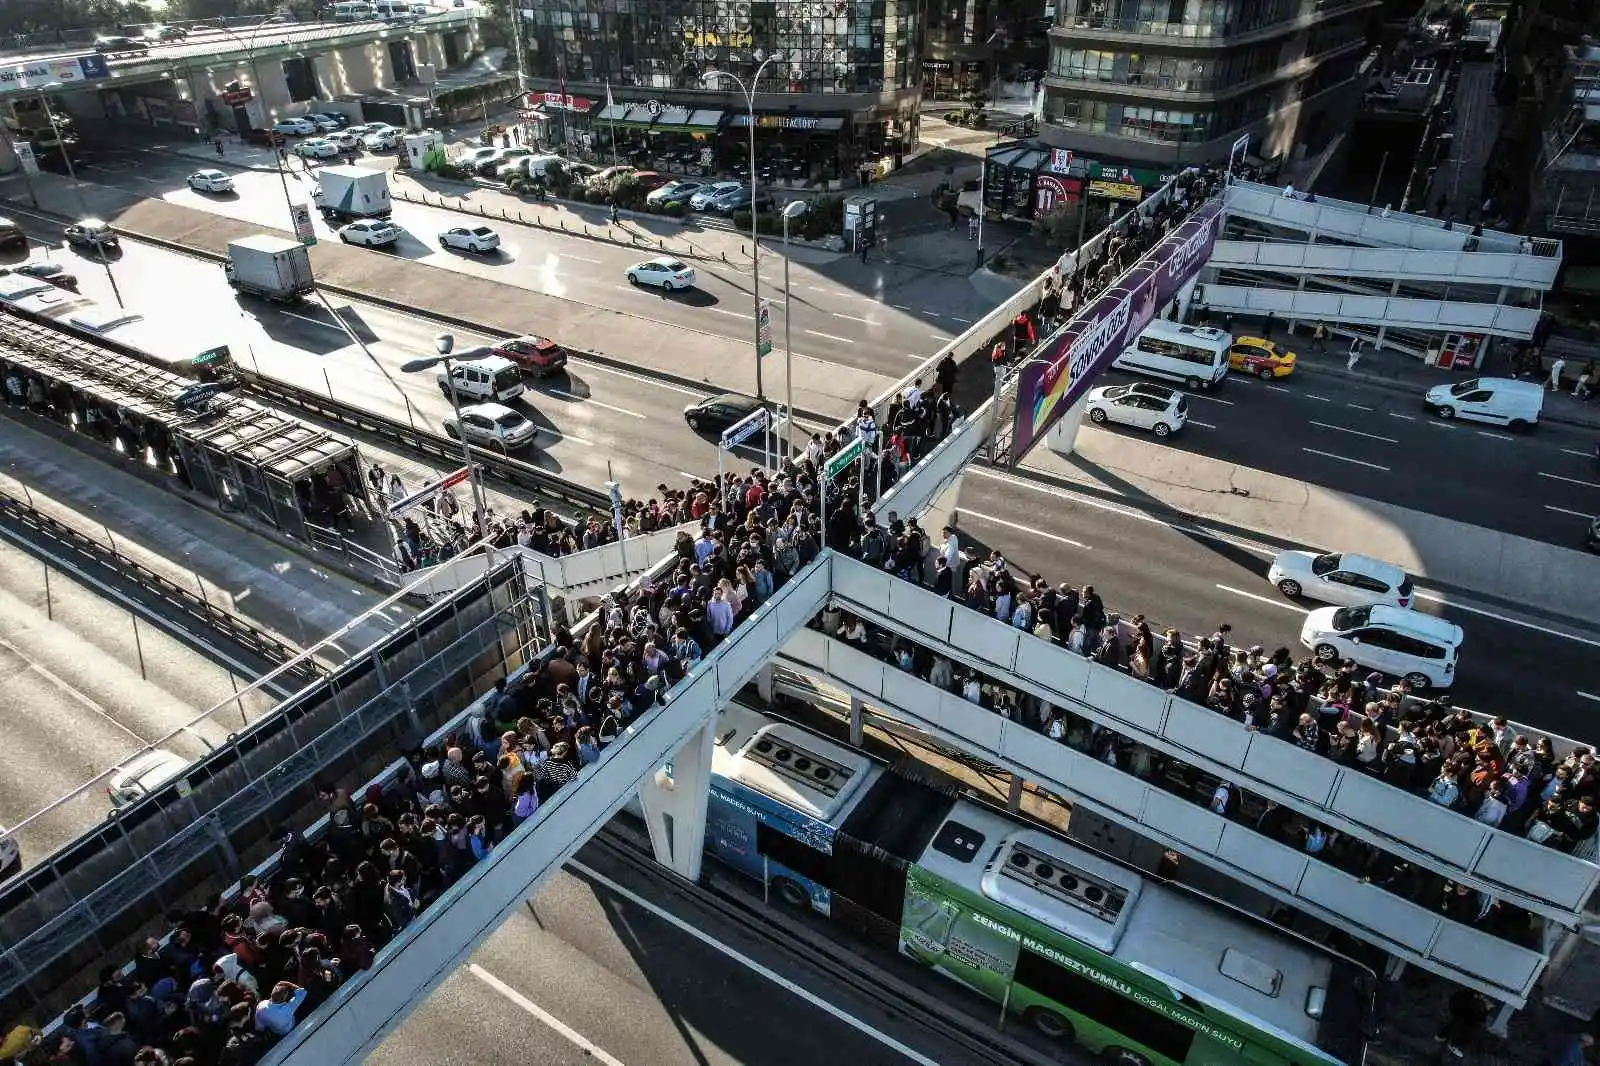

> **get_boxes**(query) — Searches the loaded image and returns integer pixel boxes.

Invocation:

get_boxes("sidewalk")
[1017,431,1600,627]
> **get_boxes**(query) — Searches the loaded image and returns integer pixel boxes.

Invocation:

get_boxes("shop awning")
[728,114,846,132]
[593,103,726,131]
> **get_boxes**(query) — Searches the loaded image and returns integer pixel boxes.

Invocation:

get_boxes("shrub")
[505,175,528,194]
[943,110,963,123]
[658,201,687,219]
[970,110,989,128]
[731,209,753,230]
[585,186,611,204]
[796,194,845,240]
[756,212,782,236]
[611,174,646,209]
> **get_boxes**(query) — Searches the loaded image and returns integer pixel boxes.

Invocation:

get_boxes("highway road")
[953,466,1600,742]
[63,143,992,379]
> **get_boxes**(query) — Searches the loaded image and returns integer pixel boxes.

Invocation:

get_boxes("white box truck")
[224,234,314,303]
[314,165,392,222]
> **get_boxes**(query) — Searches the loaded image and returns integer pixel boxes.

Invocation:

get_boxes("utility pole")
[508,0,528,93]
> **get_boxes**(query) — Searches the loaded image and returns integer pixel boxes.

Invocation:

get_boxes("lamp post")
[779,199,807,459]
[703,52,786,403]
[213,14,301,232]
[36,87,124,308]
[399,333,491,534]
[975,29,1002,269]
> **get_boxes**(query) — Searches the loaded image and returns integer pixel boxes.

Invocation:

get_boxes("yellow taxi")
[1227,336,1297,379]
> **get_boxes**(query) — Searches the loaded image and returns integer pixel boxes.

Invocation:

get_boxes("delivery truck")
[313,165,392,223]
[224,234,314,303]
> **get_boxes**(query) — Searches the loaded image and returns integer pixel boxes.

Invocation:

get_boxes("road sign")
[290,202,316,246]
[824,437,863,480]
[386,466,471,519]
[720,407,768,450]
[11,141,37,177]
[757,299,773,358]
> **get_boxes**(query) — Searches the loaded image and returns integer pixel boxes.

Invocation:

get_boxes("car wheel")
[1152,422,1171,438]
[1258,366,1274,380]
[1277,578,1303,598]
[1508,418,1530,432]
[1185,376,1202,390]
[1089,407,1108,424]
[1404,672,1432,690]
[490,440,507,454]
[443,424,459,439]
[686,414,701,430]
[1024,1007,1074,1041]
[772,877,809,909]
[662,280,675,291]
[340,233,350,243]
[627,272,639,285]
[1314,643,1340,663]
[1437,405,1455,419]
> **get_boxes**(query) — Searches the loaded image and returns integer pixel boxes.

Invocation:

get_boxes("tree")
[1,0,151,37]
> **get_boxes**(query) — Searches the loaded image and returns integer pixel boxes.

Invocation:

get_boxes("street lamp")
[703,52,786,403]
[35,86,124,309]
[399,333,491,534]
[212,14,302,233]
[779,199,807,459]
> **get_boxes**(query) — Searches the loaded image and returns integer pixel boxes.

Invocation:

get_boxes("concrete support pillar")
[1007,774,1024,813]
[637,719,717,882]
[1382,956,1406,981]
[1174,276,1199,323]
[849,695,864,748]
[1486,998,1515,1038]
[1044,391,1093,459]
[755,663,775,703]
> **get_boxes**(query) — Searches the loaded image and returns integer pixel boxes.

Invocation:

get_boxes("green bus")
[704,702,1375,1066]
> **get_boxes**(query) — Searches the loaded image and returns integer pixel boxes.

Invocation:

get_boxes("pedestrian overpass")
[255,180,1593,1064]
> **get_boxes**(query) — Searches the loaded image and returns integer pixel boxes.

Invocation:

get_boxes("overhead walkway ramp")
[1196,283,1543,339]
[1208,239,1561,291]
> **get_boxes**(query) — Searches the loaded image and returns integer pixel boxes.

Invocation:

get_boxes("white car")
[457,145,503,170]
[307,112,346,131]
[626,257,696,291]
[442,402,539,452]
[438,225,500,253]
[271,117,318,136]
[186,169,234,193]
[689,181,743,210]
[107,748,189,808]
[338,219,400,247]
[326,129,360,150]
[362,127,401,149]
[294,137,341,159]
[1084,382,1188,438]
[1268,550,1414,608]
[1300,604,1463,690]
[647,179,705,205]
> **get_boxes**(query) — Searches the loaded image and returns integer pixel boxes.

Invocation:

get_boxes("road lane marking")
[1411,592,1600,650]
[569,861,945,1066]
[1539,471,1600,489]
[1265,385,1291,393]
[832,312,876,324]
[1215,584,1307,614]
[958,509,1092,549]
[1477,430,1514,441]
[1309,420,1399,444]
[1546,505,1594,519]
[710,307,753,320]
[1346,402,1374,411]
[805,329,854,344]
[276,310,344,331]
[548,431,595,448]
[1301,447,1390,471]
[950,316,973,324]
[470,966,627,1066]
[561,253,602,264]
[1581,691,1600,703]
[1188,420,1217,429]
[1304,394,1332,402]
[1562,448,1593,458]
[1387,412,1418,422]
[542,388,644,418]
[902,354,927,360]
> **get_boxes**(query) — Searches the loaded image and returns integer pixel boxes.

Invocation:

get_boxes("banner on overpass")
[1010,199,1222,461]
[0,54,110,96]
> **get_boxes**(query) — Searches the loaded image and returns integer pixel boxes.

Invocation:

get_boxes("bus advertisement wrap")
[1010,199,1222,460]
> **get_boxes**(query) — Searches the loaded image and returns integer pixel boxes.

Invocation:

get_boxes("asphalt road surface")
[954,466,1600,741]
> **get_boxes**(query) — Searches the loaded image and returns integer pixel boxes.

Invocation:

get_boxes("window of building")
[1059,97,1111,130]
[281,56,319,103]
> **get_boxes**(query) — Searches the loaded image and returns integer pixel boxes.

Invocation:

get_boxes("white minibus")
[1112,321,1231,391]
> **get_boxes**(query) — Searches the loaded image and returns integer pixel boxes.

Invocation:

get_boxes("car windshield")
[1330,605,1371,631]
[662,261,687,272]
[494,412,528,430]
[1310,552,1341,576]
[1105,385,1129,399]
[471,227,494,237]
[1448,379,1480,397]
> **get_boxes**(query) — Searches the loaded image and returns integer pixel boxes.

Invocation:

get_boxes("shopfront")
[592,100,725,172]
[983,141,1082,219]
[726,112,847,185]
[515,90,596,150]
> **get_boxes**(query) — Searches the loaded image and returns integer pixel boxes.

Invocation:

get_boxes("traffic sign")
[290,202,316,246]
[720,406,768,449]
[757,299,773,358]
[386,466,471,519]
[824,437,863,480]
[12,141,37,177]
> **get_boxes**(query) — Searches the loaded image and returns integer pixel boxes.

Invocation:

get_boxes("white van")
[499,154,565,181]
[1422,376,1542,431]
[373,0,409,17]
[1300,604,1464,690]
[332,1,377,21]
[1113,321,1231,391]
[436,354,526,404]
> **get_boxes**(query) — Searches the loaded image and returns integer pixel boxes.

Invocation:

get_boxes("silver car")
[443,402,538,452]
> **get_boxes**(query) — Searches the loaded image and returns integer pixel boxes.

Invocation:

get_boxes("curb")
[1291,359,1600,432]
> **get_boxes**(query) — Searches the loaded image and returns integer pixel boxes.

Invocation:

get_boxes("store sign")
[219,88,253,106]
[0,54,110,96]
[1011,199,1222,459]
[758,115,820,130]
[1049,148,1073,174]
[529,92,592,112]
[1087,179,1144,202]
[922,59,953,73]
[1034,174,1081,214]
[644,99,664,117]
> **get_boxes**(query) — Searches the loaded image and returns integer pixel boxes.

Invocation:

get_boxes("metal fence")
[0,556,542,1022]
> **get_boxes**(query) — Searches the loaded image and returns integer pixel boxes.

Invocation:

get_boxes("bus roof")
[713,703,877,823]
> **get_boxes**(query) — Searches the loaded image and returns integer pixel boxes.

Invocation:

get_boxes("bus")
[1112,321,1231,391]
[704,702,1374,1066]
[2,295,235,382]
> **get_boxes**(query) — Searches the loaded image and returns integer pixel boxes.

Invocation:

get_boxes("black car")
[157,25,188,40]
[710,187,775,215]
[93,35,149,56]
[242,128,286,148]
[1,262,79,291]
[683,392,766,435]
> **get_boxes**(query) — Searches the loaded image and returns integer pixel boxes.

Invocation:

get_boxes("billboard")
[1010,199,1222,461]
[0,55,110,96]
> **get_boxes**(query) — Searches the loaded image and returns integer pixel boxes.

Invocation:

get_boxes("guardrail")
[0,488,322,687]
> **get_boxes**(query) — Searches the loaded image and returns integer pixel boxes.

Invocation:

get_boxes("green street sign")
[824,437,863,480]
[757,299,773,358]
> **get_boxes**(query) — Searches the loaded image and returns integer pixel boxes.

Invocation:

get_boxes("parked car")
[646,179,705,206]
[709,186,774,214]
[1267,550,1414,608]
[490,334,567,377]
[1084,382,1188,438]
[0,261,78,291]
[63,219,118,249]
[481,147,532,176]
[683,392,764,434]
[326,129,360,150]
[1422,376,1543,431]
[186,168,235,193]
[107,749,189,808]
[625,257,696,291]
[338,218,400,247]
[438,225,500,253]
[294,137,341,159]
[308,112,350,129]
[1227,336,1297,379]
[689,180,743,210]
[442,401,539,452]
[457,145,503,171]
[0,215,28,250]
[272,117,319,136]
[243,128,285,147]
[628,170,670,193]
[361,126,402,149]
[587,164,636,189]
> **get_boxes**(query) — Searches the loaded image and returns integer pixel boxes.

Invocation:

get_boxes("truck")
[224,234,314,303]
[313,165,392,223]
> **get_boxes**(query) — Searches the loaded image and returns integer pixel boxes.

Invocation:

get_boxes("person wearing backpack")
[859,518,891,568]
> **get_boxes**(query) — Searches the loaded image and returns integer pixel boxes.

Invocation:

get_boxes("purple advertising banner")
[1011,199,1223,461]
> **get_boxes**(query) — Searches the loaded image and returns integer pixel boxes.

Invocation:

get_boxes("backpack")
[861,527,889,565]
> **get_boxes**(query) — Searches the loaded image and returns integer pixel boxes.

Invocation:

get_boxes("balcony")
[1042,38,1366,105]
[1048,0,1379,49]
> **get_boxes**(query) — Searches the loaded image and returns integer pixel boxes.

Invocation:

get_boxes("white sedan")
[186,169,234,193]
[294,137,341,159]
[362,127,401,149]
[338,219,400,247]
[689,181,743,210]
[326,129,360,150]
[1084,382,1189,438]
[438,225,500,253]
[271,117,318,136]
[626,257,696,291]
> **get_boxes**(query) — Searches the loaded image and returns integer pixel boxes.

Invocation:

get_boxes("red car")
[491,334,567,377]
[630,170,670,193]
